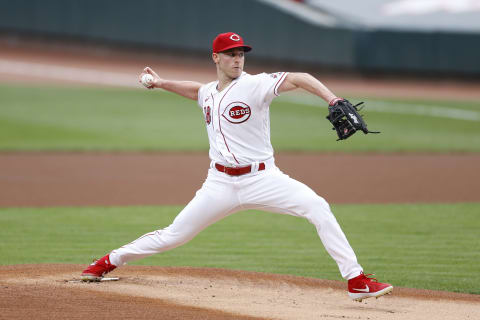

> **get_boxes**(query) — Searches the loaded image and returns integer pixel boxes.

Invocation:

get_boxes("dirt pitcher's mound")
[0,265,479,320]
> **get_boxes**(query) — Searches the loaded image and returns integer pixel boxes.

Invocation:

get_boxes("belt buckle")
[217,163,228,173]
[226,164,239,175]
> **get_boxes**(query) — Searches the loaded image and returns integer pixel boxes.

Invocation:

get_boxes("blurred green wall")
[0,0,478,76]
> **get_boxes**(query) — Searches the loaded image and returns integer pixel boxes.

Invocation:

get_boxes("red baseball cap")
[212,32,252,53]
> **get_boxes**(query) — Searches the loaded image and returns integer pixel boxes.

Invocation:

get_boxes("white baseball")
[141,74,154,87]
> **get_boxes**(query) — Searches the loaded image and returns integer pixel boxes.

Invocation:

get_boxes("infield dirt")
[1,152,480,207]
[1,265,479,320]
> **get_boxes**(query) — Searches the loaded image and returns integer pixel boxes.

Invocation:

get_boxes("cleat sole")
[350,286,393,302]
[81,274,103,282]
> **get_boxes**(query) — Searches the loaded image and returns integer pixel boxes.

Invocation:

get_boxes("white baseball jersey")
[197,72,288,166]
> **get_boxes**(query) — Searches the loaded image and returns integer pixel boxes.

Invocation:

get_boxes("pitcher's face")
[213,48,245,79]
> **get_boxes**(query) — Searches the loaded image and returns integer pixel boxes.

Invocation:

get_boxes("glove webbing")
[353,102,380,135]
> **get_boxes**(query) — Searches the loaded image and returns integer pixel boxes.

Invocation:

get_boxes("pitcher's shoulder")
[238,72,264,84]
[200,80,218,93]
[246,72,286,81]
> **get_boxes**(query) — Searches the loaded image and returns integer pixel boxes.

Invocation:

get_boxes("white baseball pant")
[109,158,363,280]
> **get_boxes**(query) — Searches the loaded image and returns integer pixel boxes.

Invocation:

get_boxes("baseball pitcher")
[81,32,392,302]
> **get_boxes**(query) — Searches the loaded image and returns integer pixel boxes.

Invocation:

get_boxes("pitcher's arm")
[277,72,340,105]
[139,67,203,101]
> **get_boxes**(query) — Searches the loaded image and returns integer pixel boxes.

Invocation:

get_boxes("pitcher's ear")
[212,52,219,63]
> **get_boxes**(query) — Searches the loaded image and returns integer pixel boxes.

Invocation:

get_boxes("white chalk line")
[0,58,479,121]
[278,94,480,122]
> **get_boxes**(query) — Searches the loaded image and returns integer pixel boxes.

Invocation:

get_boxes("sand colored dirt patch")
[1,152,479,207]
[1,265,479,320]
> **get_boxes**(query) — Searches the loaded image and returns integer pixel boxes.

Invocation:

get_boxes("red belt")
[215,163,265,176]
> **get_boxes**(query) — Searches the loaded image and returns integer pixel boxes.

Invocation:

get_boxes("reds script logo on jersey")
[222,102,251,124]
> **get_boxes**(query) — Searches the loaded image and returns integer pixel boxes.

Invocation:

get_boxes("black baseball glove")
[326,98,380,141]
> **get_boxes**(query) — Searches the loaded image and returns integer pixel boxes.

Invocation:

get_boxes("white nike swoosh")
[353,285,369,292]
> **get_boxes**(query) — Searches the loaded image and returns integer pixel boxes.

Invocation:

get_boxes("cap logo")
[230,34,241,41]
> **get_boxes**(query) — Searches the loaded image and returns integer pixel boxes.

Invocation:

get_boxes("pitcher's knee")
[304,195,331,213]
[303,196,336,224]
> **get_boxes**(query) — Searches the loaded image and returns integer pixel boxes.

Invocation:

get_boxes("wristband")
[329,97,343,106]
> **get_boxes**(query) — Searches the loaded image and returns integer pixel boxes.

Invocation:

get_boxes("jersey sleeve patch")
[269,72,283,79]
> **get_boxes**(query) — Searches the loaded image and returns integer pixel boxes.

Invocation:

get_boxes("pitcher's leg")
[110,180,239,266]
[300,195,362,280]
[242,169,362,280]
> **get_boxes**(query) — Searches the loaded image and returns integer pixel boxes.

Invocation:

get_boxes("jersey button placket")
[216,88,238,165]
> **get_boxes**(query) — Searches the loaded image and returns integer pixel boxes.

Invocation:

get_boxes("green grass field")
[1,83,479,295]
[0,203,479,294]
[1,84,479,152]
